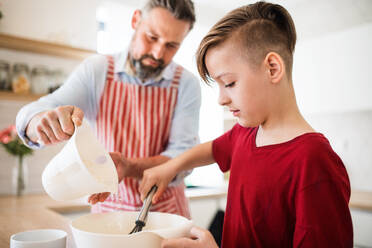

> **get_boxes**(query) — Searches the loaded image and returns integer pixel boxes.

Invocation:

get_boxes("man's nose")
[152,44,165,60]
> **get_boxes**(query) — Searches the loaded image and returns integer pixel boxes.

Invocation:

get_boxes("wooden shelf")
[0,91,45,102]
[0,33,96,60]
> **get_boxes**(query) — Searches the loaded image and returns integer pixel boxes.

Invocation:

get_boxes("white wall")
[0,0,98,50]
[294,22,372,115]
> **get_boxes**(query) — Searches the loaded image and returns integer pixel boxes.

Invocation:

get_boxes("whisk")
[129,185,158,234]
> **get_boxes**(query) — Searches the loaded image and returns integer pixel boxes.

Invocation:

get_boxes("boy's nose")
[218,92,231,106]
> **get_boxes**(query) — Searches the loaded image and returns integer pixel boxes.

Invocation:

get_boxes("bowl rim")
[70,211,193,238]
[10,229,67,243]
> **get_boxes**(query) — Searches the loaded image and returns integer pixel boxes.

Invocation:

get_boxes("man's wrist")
[25,112,44,143]
[124,157,145,179]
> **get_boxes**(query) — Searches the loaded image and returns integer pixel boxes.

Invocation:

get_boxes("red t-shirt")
[212,124,353,248]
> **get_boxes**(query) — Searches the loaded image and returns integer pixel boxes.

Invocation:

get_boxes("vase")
[12,155,28,196]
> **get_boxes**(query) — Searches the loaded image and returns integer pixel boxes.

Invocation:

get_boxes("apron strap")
[105,55,115,81]
[170,66,183,88]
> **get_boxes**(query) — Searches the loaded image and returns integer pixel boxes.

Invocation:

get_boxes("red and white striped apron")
[92,55,190,218]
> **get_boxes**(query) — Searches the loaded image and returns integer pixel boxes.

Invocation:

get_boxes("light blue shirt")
[16,51,201,160]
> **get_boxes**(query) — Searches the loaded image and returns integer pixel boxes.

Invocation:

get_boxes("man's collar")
[114,50,175,82]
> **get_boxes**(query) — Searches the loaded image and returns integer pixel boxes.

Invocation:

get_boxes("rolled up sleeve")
[16,55,106,148]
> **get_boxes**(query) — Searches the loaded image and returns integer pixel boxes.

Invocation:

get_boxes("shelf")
[0,33,96,60]
[0,91,45,102]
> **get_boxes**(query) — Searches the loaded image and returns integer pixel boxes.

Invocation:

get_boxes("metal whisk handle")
[137,185,158,223]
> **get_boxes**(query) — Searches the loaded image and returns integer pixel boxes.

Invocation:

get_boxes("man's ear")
[264,52,285,84]
[131,9,142,30]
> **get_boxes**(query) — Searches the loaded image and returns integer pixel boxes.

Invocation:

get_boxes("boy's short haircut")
[196,1,297,83]
[143,0,196,30]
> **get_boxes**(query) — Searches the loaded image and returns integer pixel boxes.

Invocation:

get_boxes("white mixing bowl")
[71,211,193,248]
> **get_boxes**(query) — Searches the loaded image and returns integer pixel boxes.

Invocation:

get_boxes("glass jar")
[31,66,49,94]
[48,69,64,93]
[0,60,11,90]
[12,63,31,93]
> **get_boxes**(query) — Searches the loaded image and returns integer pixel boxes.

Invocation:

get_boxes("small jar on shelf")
[11,63,31,94]
[0,60,11,91]
[48,69,64,93]
[31,66,49,94]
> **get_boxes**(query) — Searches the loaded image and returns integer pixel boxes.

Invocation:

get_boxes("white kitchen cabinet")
[351,208,372,248]
[186,186,227,229]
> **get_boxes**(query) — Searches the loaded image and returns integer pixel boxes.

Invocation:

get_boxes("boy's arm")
[139,141,215,203]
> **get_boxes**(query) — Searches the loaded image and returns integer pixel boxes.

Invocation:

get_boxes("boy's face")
[205,40,270,128]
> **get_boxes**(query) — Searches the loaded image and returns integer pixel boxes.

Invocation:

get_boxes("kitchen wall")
[0,0,98,50]
[294,22,372,115]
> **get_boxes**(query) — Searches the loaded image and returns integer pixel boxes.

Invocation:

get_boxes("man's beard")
[129,54,165,82]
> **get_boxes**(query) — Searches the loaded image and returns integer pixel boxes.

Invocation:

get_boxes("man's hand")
[26,105,84,145]
[88,152,142,204]
[161,226,218,248]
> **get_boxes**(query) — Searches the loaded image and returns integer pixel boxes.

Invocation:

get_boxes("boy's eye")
[225,82,235,88]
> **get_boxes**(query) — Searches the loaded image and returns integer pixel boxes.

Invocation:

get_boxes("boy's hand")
[139,160,179,204]
[88,152,141,204]
[161,226,218,248]
[26,105,84,145]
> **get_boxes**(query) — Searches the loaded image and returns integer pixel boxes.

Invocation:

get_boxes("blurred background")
[0,0,371,246]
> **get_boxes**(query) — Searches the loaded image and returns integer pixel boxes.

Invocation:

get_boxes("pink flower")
[0,125,17,144]
[9,125,17,138]
[1,135,11,144]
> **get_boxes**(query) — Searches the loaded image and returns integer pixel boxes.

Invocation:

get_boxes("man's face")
[129,7,191,81]
[205,40,271,128]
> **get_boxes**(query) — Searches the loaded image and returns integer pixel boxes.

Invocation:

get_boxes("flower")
[0,125,33,157]
[0,125,16,144]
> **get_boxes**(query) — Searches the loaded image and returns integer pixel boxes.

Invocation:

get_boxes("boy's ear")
[264,52,285,84]
[131,9,142,30]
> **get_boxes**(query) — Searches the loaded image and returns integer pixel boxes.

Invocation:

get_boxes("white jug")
[42,121,118,201]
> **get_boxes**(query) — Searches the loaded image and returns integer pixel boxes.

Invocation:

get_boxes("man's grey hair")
[143,0,196,30]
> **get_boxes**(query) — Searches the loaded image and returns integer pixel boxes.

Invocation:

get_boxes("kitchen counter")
[0,189,370,248]
[0,194,86,248]
[349,190,372,212]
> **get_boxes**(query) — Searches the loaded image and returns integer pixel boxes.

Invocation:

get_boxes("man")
[16,0,200,218]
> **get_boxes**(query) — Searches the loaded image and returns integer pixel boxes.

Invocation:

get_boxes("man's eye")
[166,43,177,49]
[148,35,157,41]
[225,82,235,88]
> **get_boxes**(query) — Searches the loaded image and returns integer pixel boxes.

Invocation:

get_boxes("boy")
[139,1,353,247]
